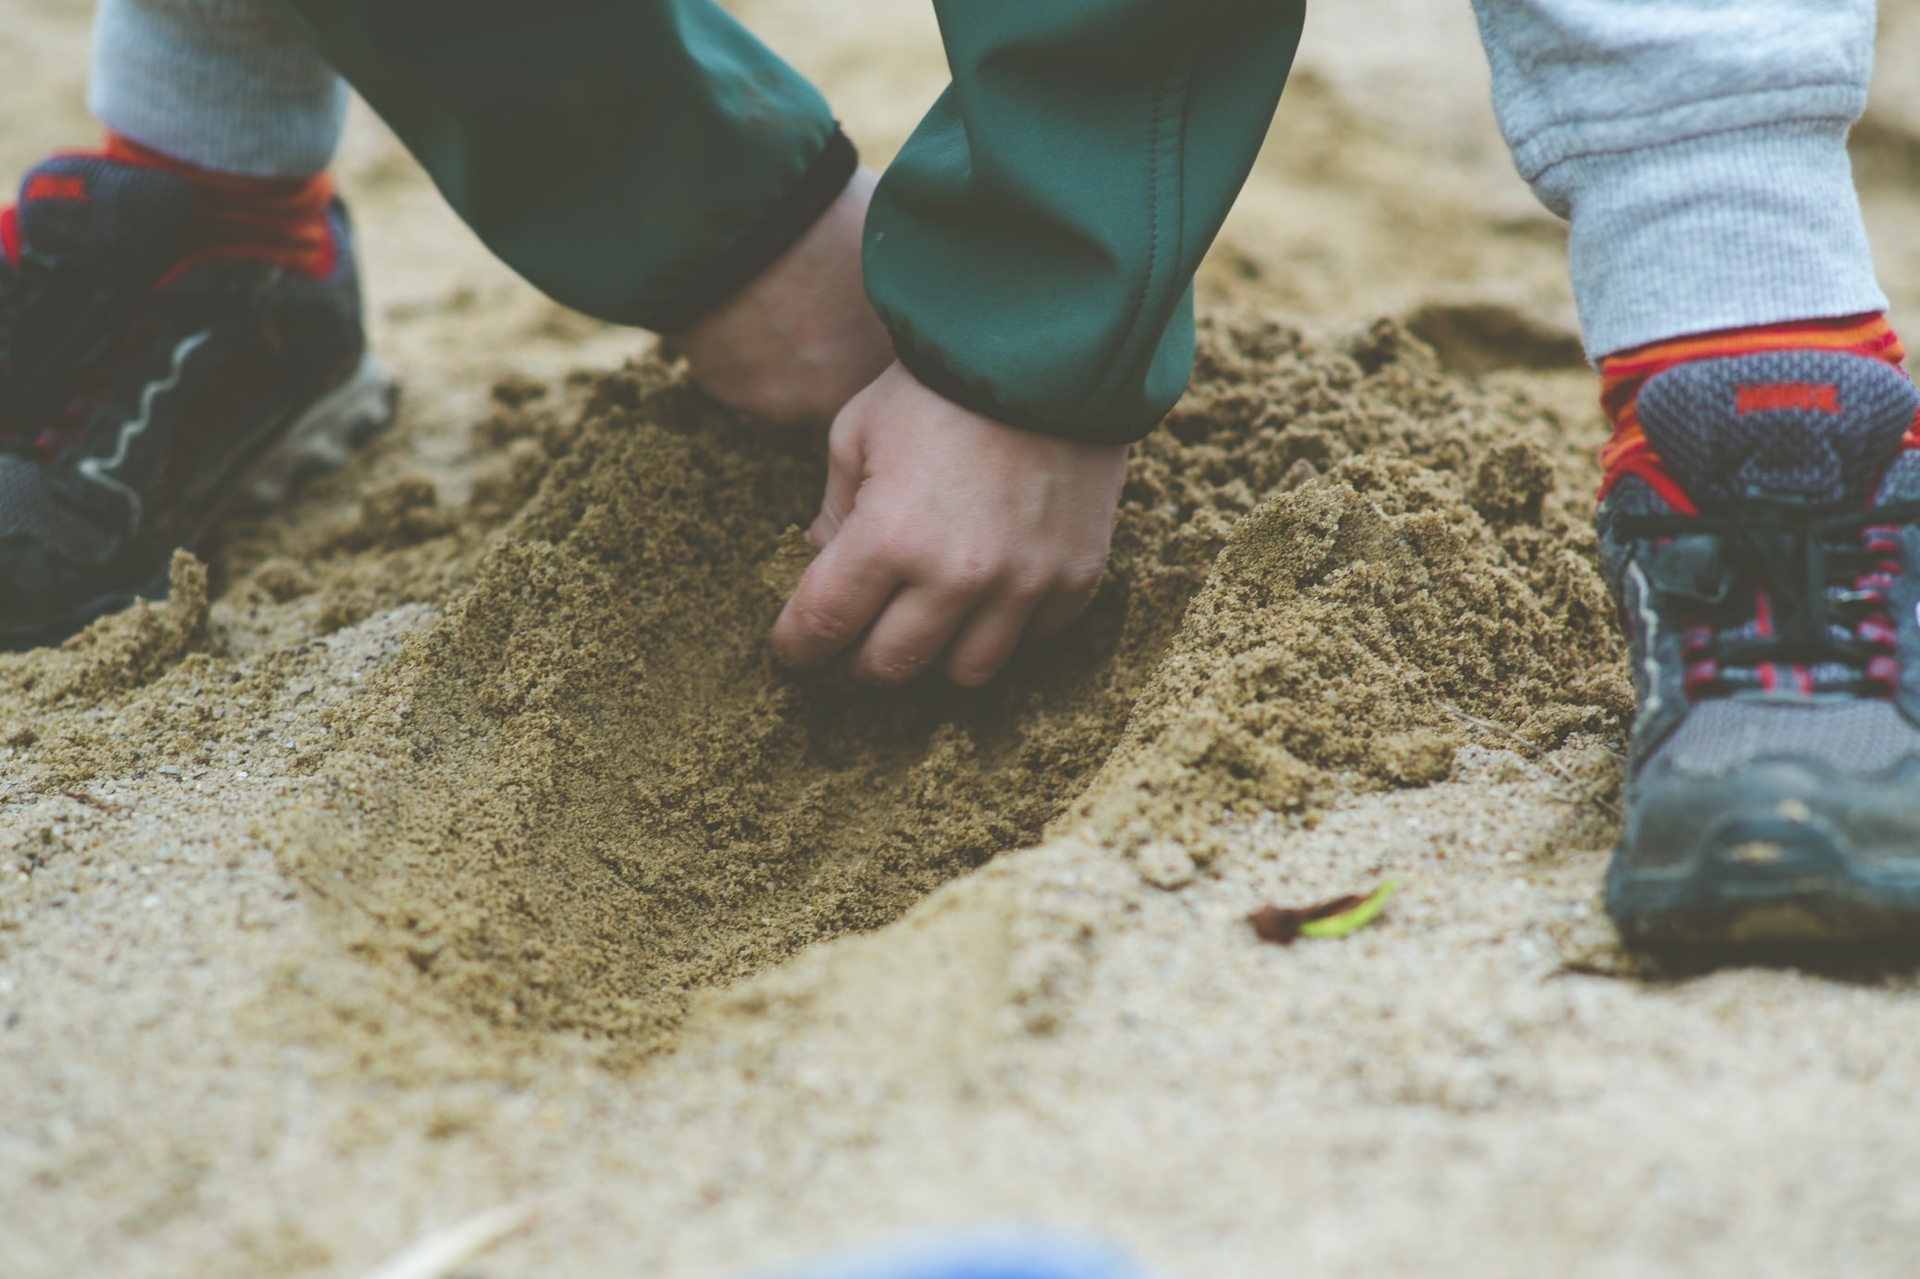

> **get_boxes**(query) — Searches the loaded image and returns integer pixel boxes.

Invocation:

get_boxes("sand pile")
[294,362,1174,1052]
[1074,317,1627,858]
[250,311,1628,1057]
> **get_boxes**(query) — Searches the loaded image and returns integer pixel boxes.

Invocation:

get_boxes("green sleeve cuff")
[888,303,1189,445]
[651,127,856,333]
[269,0,851,333]
[864,0,1306,446]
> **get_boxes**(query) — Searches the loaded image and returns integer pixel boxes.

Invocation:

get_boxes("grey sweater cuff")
[1472,0,1884,359]
[89,0,347,178]
[1536,120,1888,361]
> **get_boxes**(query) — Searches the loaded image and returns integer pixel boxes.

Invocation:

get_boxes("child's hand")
[772,362,1128,687]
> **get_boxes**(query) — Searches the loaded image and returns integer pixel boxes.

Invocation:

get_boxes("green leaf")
[1298,878,1397,939]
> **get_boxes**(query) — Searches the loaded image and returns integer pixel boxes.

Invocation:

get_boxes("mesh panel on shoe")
[15,156,195,280]
[1637,351,1918,508]
[0,456,114,558]
[1876,449,1920,505]
[1650,698,1920,777]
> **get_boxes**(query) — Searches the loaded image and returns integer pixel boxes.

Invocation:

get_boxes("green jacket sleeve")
[267,0,854,332]
[866,0,1306,445]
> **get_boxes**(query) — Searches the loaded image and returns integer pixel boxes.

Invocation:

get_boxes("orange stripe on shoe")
[24,174,88,203]
[1597,314,1909,503]
[103,133,337,280]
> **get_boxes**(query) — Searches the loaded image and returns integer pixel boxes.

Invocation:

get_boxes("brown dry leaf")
[1248,895,1365,945]
[1248,879,1398,945]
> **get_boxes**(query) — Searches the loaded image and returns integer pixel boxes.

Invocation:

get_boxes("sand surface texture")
[7,3,1920,1276]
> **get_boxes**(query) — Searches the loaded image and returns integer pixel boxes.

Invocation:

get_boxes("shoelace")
[1617,495,1920,700]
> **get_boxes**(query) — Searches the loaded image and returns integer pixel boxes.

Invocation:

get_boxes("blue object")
[765,1229,1149,1279]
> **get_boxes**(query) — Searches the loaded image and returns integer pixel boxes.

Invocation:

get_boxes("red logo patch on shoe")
[24,174,87,203]
[1735,382,1840,415]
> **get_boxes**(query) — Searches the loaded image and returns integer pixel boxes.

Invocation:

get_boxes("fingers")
[937,590,1046,688]
[771,525,902,671]
[808,426,864,547]
[769,364,1125,686]
[775,542,988,685]
[938,561,1102,686]
[1026,565,1105,639]
[849,583,985,685]
[774,530,1021,687]
[780,410,877,661]
[776,526,1105,685]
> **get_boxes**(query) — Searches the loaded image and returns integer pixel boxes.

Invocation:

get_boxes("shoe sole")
[0,353,395,652]
[1607,811,1920,947]
[236,350,395,508]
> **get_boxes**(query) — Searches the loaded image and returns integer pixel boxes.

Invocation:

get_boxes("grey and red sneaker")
[0,153,392,650]
[1598,346,1920,945]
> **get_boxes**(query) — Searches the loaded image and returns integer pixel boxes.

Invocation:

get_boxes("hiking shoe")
[0,154,393,651]
[1598,348,1920,945]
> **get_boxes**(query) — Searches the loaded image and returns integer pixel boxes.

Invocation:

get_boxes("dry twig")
[358,1203,536,1279]
[60,788,125,816]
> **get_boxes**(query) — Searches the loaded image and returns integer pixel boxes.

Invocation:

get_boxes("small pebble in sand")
[1134,841,1197,890]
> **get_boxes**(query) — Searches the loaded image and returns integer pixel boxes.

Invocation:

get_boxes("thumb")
[809,415,867,547]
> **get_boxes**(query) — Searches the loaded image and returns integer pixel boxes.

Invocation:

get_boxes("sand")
[7,2,1920,1276]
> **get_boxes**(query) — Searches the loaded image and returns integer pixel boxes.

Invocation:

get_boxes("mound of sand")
[1079,318,1626,857]
[294,363,1165,1049]
[178,313,1624,1060]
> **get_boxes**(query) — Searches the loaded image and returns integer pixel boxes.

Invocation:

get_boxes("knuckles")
[1056,557,1107,598]
[783,598,860,649]
[936,556,999,598]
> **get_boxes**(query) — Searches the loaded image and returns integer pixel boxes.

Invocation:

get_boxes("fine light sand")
[7,3,1920,1277]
